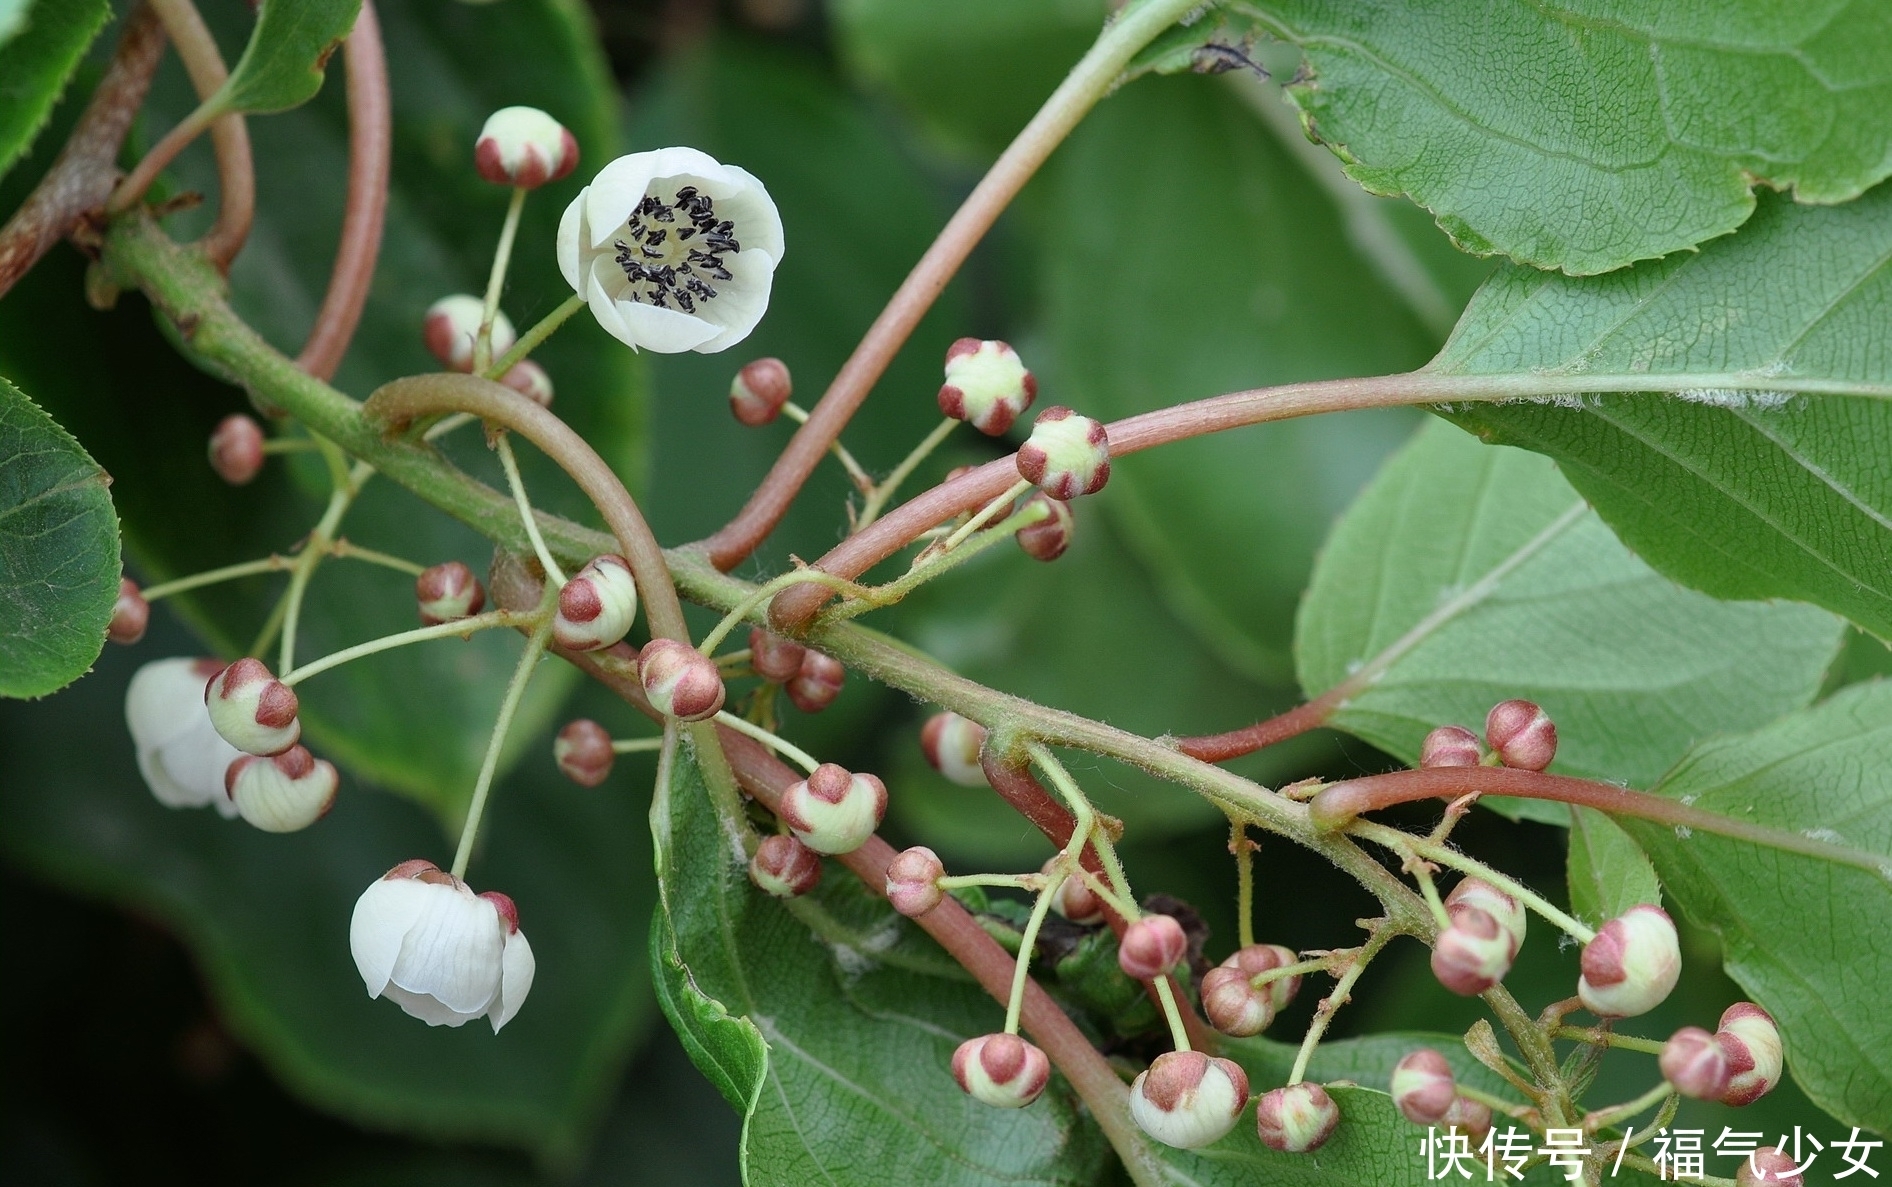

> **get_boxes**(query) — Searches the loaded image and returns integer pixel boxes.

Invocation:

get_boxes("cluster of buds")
[920,711,987,787]
[1200,942,1302,1037]
[552,555,638,651]
[1431,877,1526,996]
[1017,406,1109,500]
[350,859,534,1030]
[778,763,887,855]
[638,638,726,721]
[1659,1002,1783,1104]
[938,338,1035,435]
[748,627,805,683]
[1419,699,1558,771]
[745,628,844,712]
[1578,904,1681,1017]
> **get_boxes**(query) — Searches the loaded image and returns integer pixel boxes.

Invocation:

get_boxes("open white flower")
[350,860,535,1031]
[557,147,783,354]
[125,657,241,817]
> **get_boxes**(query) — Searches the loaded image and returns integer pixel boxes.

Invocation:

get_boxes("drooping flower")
[349,860,535,1031]
[558,148,783,354]
[125,657,243,816]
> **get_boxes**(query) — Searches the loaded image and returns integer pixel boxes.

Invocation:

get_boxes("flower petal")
[714,165,785,260]
[488,927,536,1032]
[617,300,721,354]
[125,658,214,753]
[557,187,587,292]
[153,719,243,810]
[382,984,481,1028]
[387,881,504,1013]
[692,249,777,353]
[349,876,434,997]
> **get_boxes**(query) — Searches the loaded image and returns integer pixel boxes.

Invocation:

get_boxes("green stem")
[260,436,319,455]
[1151,976,1191,1052]
[713,711,819,773]
[141,555,289,601]
[697,568,861,657]
[939,479,1033,554]
[495,433,568,586]
[1004,869,1063,1036]
[278,447,371,674]
[1555,1027,1666,1056]
[1618,1154,1735,1187]
[611,736,665,754]
[856,417,959,529]
[451,607,554,878]
[1455,1084,1534,1118]
[781,401,874,495]
[1352,821,1597,943]
[1288,927,1395,1085]
[1232,819,1256,950]
[938,873,1045,892]
[281,610,523,687]
[475,185,528,374]
[1585,1083,1677,1131]
[329,539,426,576]
[822,499,1048,625]
[485,293,584,379]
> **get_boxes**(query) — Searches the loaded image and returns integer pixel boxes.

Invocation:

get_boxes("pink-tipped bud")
[553,719,614,787]
[1013,492,1074,562]
[474,106,579,189]
[1579,904,1681,1018]
[1421,724,1483,768]
[204,658,300,756]
[1485,699,1556,771]
[552,555,638,652]
[209,414,265,485]
[1219,943,1303,1012]
[1444,877,1527,952]
[920,711,987,788]
[1431,906,1516,996]
[749,627,807,684]
[1045,858,1105,924]
[109,577,149,645]
[885,846,945,917]
[1129,1050,1249,1149]
[1118,914,1187,981]
[1660,1026,1735,1100]
[424,294,515,373]
[638,638,726,722]
[952,1033,1050,1109]
[1016,406,1109,499]
[1738,1148,1805,1187]
[1256,1082,1339,1153]
[1717,1002,1783,1106]
[500,359,554,407]
[225,745,337,832]
[730,357,792,426]
[1442,1095,1492,1144]
[1200,965,1276,1038]
[938,338,1036,436]
[749,833,822,899]
[786,649,844,714]
[778,763,886,855]
[1391,1049,1458,1125]
[416,561,485,625]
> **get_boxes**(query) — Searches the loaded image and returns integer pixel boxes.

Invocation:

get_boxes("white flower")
[125,657,242,817]
[349,860,536,1031]
[557,147,783,354]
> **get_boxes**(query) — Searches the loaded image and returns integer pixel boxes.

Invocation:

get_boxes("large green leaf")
[0,373,119,699]
[1621,681,1892,1136]
[1240,0,1892,275]
[1440,187,1892,643]
[0,0,109,179]
[1296,419,1844,822]
[210,0,361,116]
[652,739,1111,1185]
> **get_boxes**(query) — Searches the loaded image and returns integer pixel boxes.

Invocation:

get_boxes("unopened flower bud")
[1485,699,1556,771]
[1256,1082,1339,1153]
[416,561,485,625]
[952,1032,1050,1108]
[350,861,535,1031]
[1046,858,1105,924]
[1200,965,1276,1037]
[1717,1002,1783,1106]
[1431,906,1516,996]
[1660,1026,1734,1100]
[424,294,515,373]
[938,338,1035,436]
[779,763,886,855]
[749,833,822,899]
[1016,406,1109,499]
[225,745,338,832]
[1129,1050,1249,1149]
[1578,904,1681,1018]
[1737,1148,1805,1187]
[205,657,300,756]
[475,106,579,189]
[553,555,638,651]
[638,638,726,721]
[786,649,844,714]
[885,846,945,917]
[747,627,806,683]
[553,719,614,787]
[730,357,792,426]
[487,549,546,613]
[209,413,265,485]
[109,577,149,644]
[921,711,987,787]
[1421,724,1482,768]
[1013,492,1074,562]
[1444,877,1527,952]
[1220,943,1303,1012]
[1442,1095,1492,1144]
[1391,1048,1458,1125]
[1118,913,1187,981]
[499,359,554,407]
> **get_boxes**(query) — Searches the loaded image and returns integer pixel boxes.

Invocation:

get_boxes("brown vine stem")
[1173,689,1347,762]
[296,0,388,381]
[1310,767,1891,877]
[700,0,1208,570]
[0,2,165,297]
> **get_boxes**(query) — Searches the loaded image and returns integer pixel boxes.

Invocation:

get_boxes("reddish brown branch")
[296,0,387,381]
[1174,691,1345,763]
[0,3,166,297]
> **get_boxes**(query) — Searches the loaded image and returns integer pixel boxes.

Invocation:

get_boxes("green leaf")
[209,0,360,116]
[0,0,110,179]
[1440,187,1892,642]
[652,739,1112,1185]
[1567,807,1662,928]
[1240,0,1892,274]
[1620,681,1892,1136]
[0,373,119,699]
[1296,419,1844,822]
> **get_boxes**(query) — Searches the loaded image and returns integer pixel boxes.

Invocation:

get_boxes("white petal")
[152,719,243,809]
[584,256,637,346]
[125,658,214,753]
[557,188,587,292]
[617,300,720,353]
[349,877,434,997]
[387,882,504,1013]
[584,153,668,248]
[715,166,784,260]
[691,249,776,353]
[382,984,481,1028]
[488,927,536,1032]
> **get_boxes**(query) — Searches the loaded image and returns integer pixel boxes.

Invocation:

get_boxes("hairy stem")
[1288,926,1395,1084]
[281,610,525,687]
[1352,820,1596,943]
[487,293,584,379]
[856,417,959,530]
[452,607,554,878]
[475,186,528,373]
[495,433,568,586]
